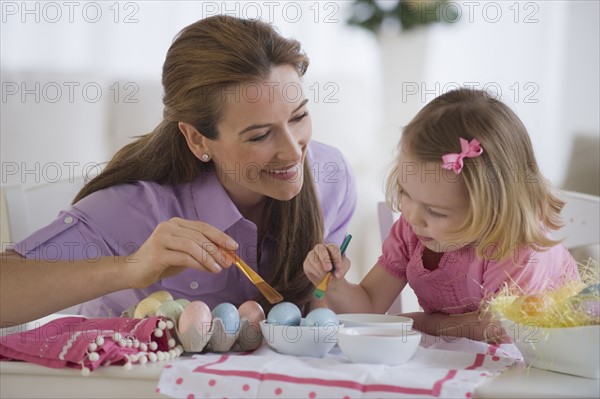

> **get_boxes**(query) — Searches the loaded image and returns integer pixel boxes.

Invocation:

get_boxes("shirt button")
[189,281,199,290]
[64,216,74,224]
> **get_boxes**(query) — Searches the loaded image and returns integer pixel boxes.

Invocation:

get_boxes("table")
[2,355,598,398]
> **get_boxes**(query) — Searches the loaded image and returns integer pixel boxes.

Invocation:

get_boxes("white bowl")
[501,319,600,379]
[259,320,341,358]
[337,313,413,330]
[338,327,421,365]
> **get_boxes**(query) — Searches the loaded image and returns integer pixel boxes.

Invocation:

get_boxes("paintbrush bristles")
[313,272,332,299]
[255,282,283,304]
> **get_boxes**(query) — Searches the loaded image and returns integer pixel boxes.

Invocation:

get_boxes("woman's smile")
[263,162,301,181]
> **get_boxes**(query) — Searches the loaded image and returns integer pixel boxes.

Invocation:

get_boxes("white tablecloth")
[158,335,522,399]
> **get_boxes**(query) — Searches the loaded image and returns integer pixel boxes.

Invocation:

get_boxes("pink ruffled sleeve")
[377,216,419,280]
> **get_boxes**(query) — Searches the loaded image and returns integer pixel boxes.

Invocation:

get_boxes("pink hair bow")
[441,138,483,174]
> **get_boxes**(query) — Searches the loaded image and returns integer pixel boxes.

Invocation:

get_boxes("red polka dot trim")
[209,379,216,387]
[309,392,316,399]
[243,384,250,391]
[275,387,283,395]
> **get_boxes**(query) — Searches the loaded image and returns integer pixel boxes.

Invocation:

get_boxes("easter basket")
[489,271,600,379]
[501,318,599,379]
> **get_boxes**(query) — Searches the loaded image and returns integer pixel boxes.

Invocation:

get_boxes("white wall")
[1,1,599,281]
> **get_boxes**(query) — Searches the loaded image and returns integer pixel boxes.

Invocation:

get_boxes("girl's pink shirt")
[378,216,580,314]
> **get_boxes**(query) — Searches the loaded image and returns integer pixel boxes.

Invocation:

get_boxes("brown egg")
[238,301,265,326]
[237,301,265,351]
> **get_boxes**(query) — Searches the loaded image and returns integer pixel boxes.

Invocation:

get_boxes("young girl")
[303,88,579,342]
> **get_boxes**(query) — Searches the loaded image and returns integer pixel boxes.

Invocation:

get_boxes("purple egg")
[575,300,600,320]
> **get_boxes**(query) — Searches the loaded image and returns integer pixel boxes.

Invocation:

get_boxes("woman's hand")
[123,217,238,289]
[303,243,351,287]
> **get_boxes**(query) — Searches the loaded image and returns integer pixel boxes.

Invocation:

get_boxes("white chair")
[555,190,600,262]
[555,190,600,248]
[377,190,600,314]
[1,178,84,243]
[0,178,85,331]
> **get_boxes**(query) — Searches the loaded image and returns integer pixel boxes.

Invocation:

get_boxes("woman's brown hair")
[386,88,564,261]
[74,15,323,313]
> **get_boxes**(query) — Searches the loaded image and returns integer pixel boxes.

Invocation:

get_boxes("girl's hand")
[303,243,351,287]
[123,217,238,289]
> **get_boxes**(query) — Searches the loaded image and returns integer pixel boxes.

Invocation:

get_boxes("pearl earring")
[201,153,210,162]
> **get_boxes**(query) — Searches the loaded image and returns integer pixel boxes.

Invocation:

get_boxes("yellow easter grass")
[486,259,598,328]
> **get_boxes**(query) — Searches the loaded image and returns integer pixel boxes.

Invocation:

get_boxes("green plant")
[346,0,459,33]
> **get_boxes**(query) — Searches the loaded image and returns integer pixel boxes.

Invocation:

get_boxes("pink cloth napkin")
[158,335,523,399]
[0,316,177,373]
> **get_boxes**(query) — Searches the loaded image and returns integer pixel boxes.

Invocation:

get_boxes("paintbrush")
[219,248,283,304]
[312,234,352,299]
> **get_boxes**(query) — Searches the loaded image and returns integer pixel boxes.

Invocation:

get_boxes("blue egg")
[211,302,240,334]
[579,283,600,297]
[305,308,339,327]
[267,302,301,326]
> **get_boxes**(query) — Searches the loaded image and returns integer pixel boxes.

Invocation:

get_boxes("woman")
[0,15,356,326]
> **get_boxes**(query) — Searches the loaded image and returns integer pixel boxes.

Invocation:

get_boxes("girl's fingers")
[315,244,336,272]
[303,248,328,283]
[324,243,350,279]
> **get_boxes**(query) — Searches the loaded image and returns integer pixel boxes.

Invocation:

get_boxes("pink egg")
[238,301,265,326]
[178,301,213,336]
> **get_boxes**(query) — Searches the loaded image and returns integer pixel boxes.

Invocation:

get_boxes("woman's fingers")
[173,218,238,250]
[129,218,241,289]
[171,218,238,268]
[160,234,222,272]
[166,217,240,268]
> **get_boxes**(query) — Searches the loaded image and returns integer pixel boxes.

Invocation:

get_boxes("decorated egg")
[578,283,600,297]
[238,301,265,326]
[156,300,185,323]
[237,301,265,351]
[574,300,600,320]
[133,297,162,318]
[178,301,213,336]
[267,302,301,326]
[305,308,339,327]
[211,302,240,334]
[175,298,191,308]
[146,290,174,303]
[569,287,600,323]
[515,294,554,317]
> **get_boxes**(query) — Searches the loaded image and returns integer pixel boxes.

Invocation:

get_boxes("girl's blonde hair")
[74,16,323,313]
[386,88,564,261]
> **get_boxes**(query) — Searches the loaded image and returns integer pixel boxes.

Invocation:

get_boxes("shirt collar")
[189,168,244,232]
